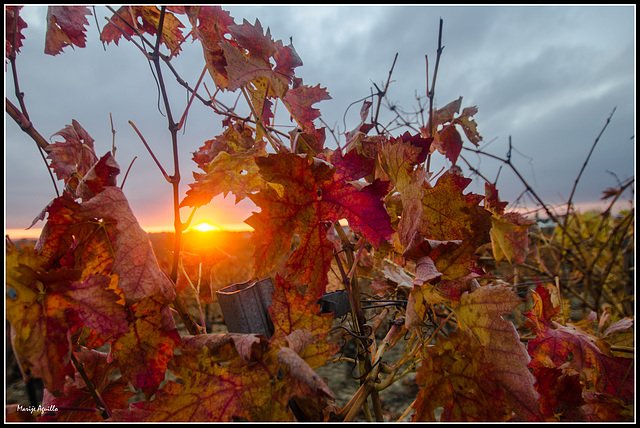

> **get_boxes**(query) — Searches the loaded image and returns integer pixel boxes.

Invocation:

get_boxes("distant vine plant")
[5,6,633,422]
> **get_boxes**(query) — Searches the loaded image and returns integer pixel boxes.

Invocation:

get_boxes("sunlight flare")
[190,221,221,232]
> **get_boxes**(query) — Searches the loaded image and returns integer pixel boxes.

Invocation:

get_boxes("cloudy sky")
[5,5,635,239]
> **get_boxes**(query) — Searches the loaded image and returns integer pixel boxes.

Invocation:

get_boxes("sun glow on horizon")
[190,221,222,232]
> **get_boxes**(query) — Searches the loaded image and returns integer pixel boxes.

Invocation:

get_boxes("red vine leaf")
[5,241,78,394]
[454,285,542,421]
[532,366,586,420]
[413,328,512,421]
[66,274,128,337]
[268,276,339,369]
[183,6,235,88]
[45,6,91,56]
[247,153,392,297]
[112,317,334,422]
[423,97,481,164]
[79,186,176,305]
[217,18,301,98]
[32,193,85,268]
[111,293,181,398]
[110,346,292,421]
[282,84,331,134]
[6,6,28,57]
[46,120,98,186]
[40,348,135,422]
[101,6,185,58]
[527,320,634,405]
[76,152,120,200]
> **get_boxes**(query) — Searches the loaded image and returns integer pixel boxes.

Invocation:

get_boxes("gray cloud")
[5,5,635,235]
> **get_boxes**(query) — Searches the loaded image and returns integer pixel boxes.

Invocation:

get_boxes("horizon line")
[5,199,632,241]
[5,223,255,241]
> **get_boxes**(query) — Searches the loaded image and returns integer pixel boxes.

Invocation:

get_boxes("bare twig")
[7,8,59,197]
[128,121,171,182]
[373,53,398,135]
[119,156,137,190]
[564,107,617,219]
[425,18,444,172]
[109,112,117,157]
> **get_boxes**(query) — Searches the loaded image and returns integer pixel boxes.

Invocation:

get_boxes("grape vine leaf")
[419,170,491,280]
[181,123,266,207]
[7,237,127,394]
[44,6,91,56]
[282,84,332,137]
[111,326,334,420]
[76,152,120,200]
[485,183,534,265]
[453,285,543,421]
[101,6,185,57]
[217,17,302,98]
[5,241,77,394]
[46,120,99,186]
[5,6,28,56]
[527,321,634,403]
[110,345,293,421]
[111,293,181,399]
[422,96,481,164]
[66,274,128,337]
[378,133,431,247]
[180,6,235,89]
[246,152,392,297]
[408,170,492,323]
[413,328,512,421]
[40,348,135,421]
[79,186,176,305]
[268,275,339,369]
[532,366,586,420]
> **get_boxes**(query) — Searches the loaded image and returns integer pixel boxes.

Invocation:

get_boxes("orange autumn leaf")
[485,183,534,265]
[421,170,491,279]
[181,123,266,207]
[101,6,185,57]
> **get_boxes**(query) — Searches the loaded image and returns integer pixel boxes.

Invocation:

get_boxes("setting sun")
[190,221,221,232]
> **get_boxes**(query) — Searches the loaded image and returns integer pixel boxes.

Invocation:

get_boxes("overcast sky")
[5,5,636,238]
